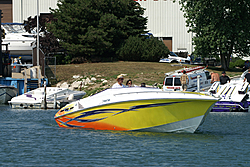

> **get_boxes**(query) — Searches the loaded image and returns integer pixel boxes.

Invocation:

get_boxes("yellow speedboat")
[54,87,219,133]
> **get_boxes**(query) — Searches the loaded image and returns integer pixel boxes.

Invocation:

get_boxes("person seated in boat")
[220,71,230,85]
[126,79,133,87]
[112,74,126,88]
[180,70,189,91]
[244,69,250,83]
[210,71,220,84]
[141,83,146,87]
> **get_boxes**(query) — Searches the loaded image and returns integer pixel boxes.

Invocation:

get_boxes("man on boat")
[112,74,126,88]
[243,60,250,72]
[244,69,250,83]
[210,71,220,84]
[180,70,189,91]
[220,71,230,85]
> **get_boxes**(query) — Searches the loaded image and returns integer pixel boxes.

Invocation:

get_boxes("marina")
[0,1,249,166]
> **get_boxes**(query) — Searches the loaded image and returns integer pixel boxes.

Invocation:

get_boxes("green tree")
[179,0,250,70]
[24,14,61,56]
[47,0,147,62]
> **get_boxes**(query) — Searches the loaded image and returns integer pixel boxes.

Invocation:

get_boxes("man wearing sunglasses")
[112,74,126,88]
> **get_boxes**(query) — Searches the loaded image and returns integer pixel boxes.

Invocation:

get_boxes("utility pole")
[37,0,41,88]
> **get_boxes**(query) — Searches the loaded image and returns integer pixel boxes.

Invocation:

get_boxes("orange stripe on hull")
[55,117,129,131]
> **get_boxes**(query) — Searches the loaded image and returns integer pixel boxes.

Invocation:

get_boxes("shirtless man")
[210,71,220,84]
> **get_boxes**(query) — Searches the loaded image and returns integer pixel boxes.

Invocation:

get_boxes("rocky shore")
[55,73,161,97]
[56,74,110,90]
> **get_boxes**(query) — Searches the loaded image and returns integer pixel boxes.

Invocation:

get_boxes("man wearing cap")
[220,71,230,85]
[112,74,126,88]
[210,71,220,84]
[244,69,250,83]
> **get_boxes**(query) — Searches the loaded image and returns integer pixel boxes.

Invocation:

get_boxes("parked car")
[204,57,218,66]
[192,57,204,65]
[191,57,218,66]
[159,52,188,63]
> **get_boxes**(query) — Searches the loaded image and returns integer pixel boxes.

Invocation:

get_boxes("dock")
[0,66,47,95]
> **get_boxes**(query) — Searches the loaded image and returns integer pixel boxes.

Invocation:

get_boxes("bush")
[118,36,169,62]
[229,57,245,68]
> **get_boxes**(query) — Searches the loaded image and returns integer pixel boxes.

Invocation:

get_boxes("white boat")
[1,23,35,62]
[9,87,86,109]
[159,52,188,63]
[0,84,18,104]
[208,71,250,112]
[163,66,212,92]
[54,87,219,133]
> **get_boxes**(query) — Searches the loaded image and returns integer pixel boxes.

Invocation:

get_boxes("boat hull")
[55,95,217,133]
[0,87,18,104]
[211,101,249,112]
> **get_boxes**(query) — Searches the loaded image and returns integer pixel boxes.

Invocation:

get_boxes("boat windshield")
[2,24,26,33]
[169,52,178,57]
[205,71,211,80]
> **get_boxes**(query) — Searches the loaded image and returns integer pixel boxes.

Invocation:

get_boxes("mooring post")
[197,75,200,92]
[53,94,57,109]
[38,67,41,87]
[24,70,27,93]
[43,80,47,109]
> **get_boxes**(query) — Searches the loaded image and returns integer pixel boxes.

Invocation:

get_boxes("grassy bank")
[55,61,243,96]
[56,62,183,86]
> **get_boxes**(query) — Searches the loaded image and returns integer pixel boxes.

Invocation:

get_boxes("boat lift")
[1,11,47,95]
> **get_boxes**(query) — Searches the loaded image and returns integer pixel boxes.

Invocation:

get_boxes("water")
[1,105,250,167]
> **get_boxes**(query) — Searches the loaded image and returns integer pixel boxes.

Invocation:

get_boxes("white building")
[12,0,192,54]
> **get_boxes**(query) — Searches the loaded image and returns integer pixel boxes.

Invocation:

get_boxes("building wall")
[13,0,58,23]
[0,0,12,23]
[12,0,193,54]
[136,0,193,54]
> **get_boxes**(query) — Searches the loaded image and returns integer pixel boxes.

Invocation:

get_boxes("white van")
[163,66,212,92]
